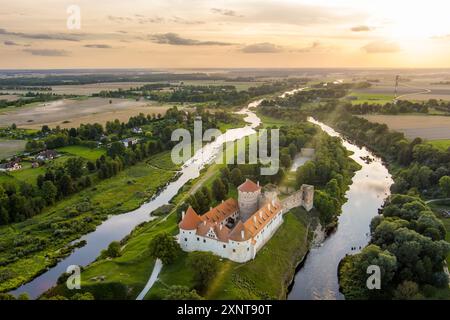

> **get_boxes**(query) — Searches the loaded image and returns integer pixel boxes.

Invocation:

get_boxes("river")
[288,117,393,300]
[11,99,262,299]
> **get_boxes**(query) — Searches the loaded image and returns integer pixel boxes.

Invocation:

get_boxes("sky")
[1,0,450,69]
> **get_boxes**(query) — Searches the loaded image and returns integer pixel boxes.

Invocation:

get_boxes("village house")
[36,149,58,162]
[121,137,140,147]
[0,160,22,172]
[131,127,143,134]
[178,179,314,263]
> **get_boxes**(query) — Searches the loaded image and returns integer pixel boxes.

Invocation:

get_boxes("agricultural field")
[428,139,450,151]
[344,92,394,105]
[0,82,151,96]
[362,114,450,140]
[0,94,21,102]
[0,97,176,129]
[172,80,264,91]
[353,80,450,101]
[0,139,26,159]
[57,145,106,161]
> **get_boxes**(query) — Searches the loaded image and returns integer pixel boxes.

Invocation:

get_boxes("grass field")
[0,151,178,293]
[0,139,26,159]
[346,92,394,105]
[428,139,450,151]
[362,114,450,140]
[57,145,106,161]
[0,97,178,129]
[256,112,297,128]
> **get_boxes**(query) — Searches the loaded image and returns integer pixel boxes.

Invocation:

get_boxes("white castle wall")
[179,209,284,263]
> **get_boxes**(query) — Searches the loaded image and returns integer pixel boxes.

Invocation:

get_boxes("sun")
[370,0,450,40]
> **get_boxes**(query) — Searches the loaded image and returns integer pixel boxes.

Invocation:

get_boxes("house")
[178,179,314,263]
[36,149,58,162]
[121,137,140,147]
[0,161,22,172]
[131,127,143,134]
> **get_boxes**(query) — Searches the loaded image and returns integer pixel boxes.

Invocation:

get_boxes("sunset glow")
[1,0,450,68]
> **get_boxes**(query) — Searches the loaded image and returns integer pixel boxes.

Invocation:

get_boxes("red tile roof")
[179,206,202,230]
[238,179,261,193]
[202,198,238,224]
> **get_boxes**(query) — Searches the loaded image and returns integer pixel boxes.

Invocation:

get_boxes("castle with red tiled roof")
[178,179,314,263]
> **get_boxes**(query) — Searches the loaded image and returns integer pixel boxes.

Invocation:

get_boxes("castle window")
[184,238,187,241]
[233,249,236,253]
[223,245,226,249]
[203,239,206,243]
[197,237,199,241]
[247,248,249,251]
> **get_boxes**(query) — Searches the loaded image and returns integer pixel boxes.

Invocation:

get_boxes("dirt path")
[136,259,163,300]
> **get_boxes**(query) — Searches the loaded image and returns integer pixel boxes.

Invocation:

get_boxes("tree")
[314,190,337,225]
[393,281,423,300]
[86,161,96,172]
[230,167,243,186]
[339,245,397,299]
[187,252,220,291]
[17,293,30,300]
[108,141,126,158]
[148,233,179,265]
[41,180,57,205]
[326,178,341,200]
[296,161,316,187]
[439,176,450,197]
[65,157,85,179]
[71,292,95,300]
[59,175,74,196]
[105,241,122,258]
[212,178,227,201]
[163,286,202,300]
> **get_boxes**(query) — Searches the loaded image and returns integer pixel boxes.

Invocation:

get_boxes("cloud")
[211,8,242,17]
[23,49,69,56]
[362,40,400,53]
[150,33,233,46]
[84,44,112,49]
[4,40,20,46]
[241,42,283,53]
[0,28,80,41]
[297,41,321,53]
[351,25,372,32]
[107,15,202,25]
[169,16,204,25]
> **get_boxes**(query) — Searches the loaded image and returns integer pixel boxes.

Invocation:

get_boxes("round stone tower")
[238,179,261,222]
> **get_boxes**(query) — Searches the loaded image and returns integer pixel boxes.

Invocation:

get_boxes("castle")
[178,179,314,263]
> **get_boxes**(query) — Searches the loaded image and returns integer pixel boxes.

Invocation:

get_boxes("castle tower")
[238,179,261,221]
[301,184,314,211]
